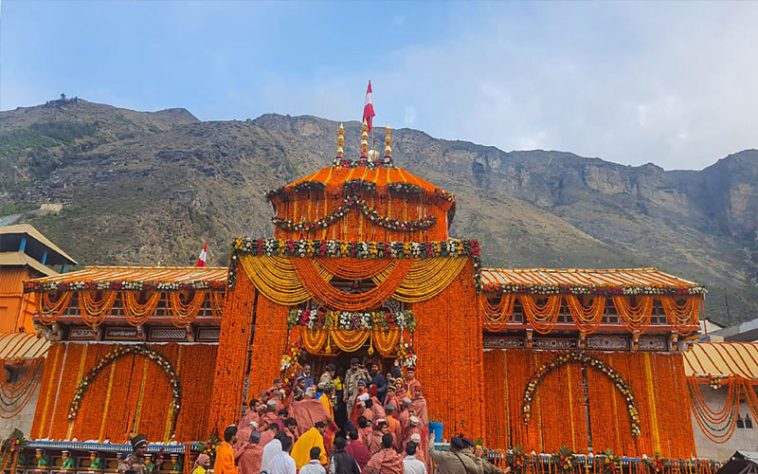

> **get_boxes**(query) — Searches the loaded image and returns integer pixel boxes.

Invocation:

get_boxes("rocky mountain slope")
[1,99,756,325]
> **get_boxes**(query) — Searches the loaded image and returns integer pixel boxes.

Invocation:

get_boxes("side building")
[0,224,76,437]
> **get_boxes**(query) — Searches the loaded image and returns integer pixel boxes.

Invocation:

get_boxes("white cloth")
[403,455,427,474]
[265,452,296,474]
[299,459,326,474]
[260,439,282,473]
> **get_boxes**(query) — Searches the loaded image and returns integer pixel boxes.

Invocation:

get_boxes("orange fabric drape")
[482,350,696,458]
[411,261,484,439]
[31,343,217,443]
[209,270,259,432]
[290,258,414,310]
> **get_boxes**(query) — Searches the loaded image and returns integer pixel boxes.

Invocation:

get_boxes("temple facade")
[0,121,739,473]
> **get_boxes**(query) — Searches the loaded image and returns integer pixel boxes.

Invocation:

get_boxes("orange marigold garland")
[523,352,640,438]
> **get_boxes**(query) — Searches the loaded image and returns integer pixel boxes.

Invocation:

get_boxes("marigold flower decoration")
[551,446,577,474]
[644,453,670,474]
[522,352,641,438]
[280,341,305,383]
[506,445,527,474]
[598,450,621,474]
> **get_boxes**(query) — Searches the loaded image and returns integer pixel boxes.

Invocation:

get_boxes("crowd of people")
[119,359,503,474]
[198,358,505,474]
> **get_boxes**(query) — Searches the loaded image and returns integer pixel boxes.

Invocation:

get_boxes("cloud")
[258,2,758,170]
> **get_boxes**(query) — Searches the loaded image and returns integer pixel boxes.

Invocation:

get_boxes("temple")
[0,119,747,473]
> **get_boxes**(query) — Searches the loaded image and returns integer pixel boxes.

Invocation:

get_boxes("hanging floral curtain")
[481,294,516,331]
[314,258,396,280]
[78,291,118,328]
[564,295,606,334]
[519,295,562,334]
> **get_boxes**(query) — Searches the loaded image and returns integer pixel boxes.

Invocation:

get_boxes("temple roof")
[683,342,758,380]
[25,265,227,292]
[481,267,705,295]
[0,224,77,267]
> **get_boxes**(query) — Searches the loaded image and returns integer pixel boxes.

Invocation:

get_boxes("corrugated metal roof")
[683,342,758,380]
[481,267,702,292]
[28,265,227,287]
[0,333,49,360]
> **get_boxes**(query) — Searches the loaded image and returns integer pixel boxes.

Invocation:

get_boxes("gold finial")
[360,119,369,160]
[384,125,392,159]
[336,123,345,159]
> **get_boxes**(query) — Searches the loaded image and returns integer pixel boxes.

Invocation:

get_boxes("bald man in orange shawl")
[365,434,404,474]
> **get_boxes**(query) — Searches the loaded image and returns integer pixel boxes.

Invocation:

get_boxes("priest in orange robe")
[214,425,238,474]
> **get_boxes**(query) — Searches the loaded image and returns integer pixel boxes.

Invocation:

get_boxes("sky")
[1,1,757,170]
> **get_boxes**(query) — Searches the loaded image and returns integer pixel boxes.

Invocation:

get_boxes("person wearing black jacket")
[329,437,361,474]
[369,363,388,403]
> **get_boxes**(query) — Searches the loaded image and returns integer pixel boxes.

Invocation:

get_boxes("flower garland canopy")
[68,345,182,435]
[228,238,482,298]
[522,352,641,438]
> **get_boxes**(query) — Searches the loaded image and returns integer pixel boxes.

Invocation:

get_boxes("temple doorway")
[302,345,398,429]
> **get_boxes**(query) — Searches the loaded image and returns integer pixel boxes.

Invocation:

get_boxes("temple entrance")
[301,345,398,428]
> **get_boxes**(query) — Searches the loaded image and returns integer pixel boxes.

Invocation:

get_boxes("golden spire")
[336,123,345,159]
[384,125,392,160]
[359,119,369,161]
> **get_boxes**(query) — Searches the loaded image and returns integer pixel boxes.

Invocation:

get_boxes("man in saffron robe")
[349,390,371,427]
[403,418,429,467]
[238,399,258,427]
[405,367,422,399]
[234,421,258,452]
[356,416,372,445]
[290,422,328,469]
[214,425,238,474]
[261,400,279,427]
[410,387,428,427]
[236,431,263,474]
[365,434,403,474]
[317,383,335,419]
[398,397,413,441]
[289,395,330,434]
[384,404,402,448]
[384,385,399,414]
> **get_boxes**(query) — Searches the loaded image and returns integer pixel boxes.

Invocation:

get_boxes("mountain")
[1,99,756,325]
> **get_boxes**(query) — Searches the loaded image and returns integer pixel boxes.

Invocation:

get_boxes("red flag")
[362,80,375,132]
[195,241,208,267]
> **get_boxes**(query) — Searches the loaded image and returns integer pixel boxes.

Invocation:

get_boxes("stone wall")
[691,384,757,460]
